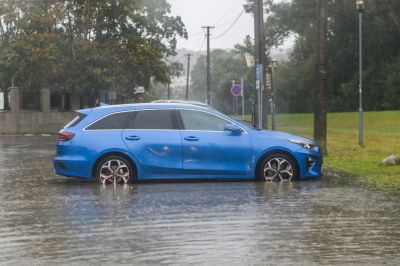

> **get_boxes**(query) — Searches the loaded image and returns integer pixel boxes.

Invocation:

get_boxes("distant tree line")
[191,0,400,114]
[0,0,186,104]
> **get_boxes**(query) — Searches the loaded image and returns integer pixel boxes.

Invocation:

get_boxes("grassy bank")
[268,111,400,193]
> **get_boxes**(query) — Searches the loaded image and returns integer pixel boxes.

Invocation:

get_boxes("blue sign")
[256,64,262,90]
[231,84,242,97]
[256,64,261,81]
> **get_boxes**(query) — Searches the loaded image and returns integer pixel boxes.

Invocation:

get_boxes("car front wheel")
[95,156,134,184]
[259,153,298,182]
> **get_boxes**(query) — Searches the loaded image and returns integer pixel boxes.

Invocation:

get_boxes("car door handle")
[184,136,199,141]
[125,136,140,141]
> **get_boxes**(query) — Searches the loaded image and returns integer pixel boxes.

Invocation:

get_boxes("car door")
[122,109,182,179]
[178,109,252,178]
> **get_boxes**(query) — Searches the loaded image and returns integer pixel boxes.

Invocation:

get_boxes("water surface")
[0,136,399,265]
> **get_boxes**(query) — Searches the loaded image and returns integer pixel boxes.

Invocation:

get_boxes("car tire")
[258,153,299,182]
[95,155,135,184]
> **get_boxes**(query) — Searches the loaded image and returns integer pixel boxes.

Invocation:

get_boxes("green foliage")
[190,36,256,114]
[0,0,186,100]
[384,55,400,109]
[265,0,400,113]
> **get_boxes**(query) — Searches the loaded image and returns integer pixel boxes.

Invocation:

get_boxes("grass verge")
[238,111,400,193]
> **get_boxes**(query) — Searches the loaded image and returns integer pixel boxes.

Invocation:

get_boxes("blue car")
[54,102,322,184]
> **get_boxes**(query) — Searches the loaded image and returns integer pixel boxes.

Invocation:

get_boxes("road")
[0,136,399,265]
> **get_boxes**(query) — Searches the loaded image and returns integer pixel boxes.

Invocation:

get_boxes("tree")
[0,0,187,105]
[262,0,400,114]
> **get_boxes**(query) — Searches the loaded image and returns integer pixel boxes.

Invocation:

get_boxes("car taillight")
[59,132,75,141]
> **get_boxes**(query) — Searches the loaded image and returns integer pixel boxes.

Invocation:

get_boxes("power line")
[176,30,204,40]
[213,0,237,26]
[188,31,204,38]
[212,9,245,40]
[196,35,207,52]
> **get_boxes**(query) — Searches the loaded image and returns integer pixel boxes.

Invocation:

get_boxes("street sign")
[134,86,145,94]
[256,64,261,80]
[256,64,261,90]
[265,72,272,91]
[231,84,242,97]
[244,53,255,68]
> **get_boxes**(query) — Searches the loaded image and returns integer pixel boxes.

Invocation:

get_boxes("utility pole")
[254,0,267,129]
[185,53,193,100]
[314,0,328,154]
[202,26,214,105]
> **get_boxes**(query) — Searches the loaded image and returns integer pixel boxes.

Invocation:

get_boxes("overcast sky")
[167,0,254,51]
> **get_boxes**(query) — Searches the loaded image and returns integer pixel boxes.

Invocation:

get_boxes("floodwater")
[0,136,399,265]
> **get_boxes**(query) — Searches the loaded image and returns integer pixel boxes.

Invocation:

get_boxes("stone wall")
[0,88,78,134]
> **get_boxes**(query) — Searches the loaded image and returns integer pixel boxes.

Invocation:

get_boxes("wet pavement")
[0,136,399,265]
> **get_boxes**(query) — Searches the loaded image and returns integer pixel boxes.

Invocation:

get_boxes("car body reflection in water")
[0,136,399,265]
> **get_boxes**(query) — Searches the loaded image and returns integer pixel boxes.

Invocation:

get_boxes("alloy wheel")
[99,159,130,184]
[263,157,294,182]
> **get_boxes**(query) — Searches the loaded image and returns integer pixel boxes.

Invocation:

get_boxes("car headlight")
[289,139,319,152]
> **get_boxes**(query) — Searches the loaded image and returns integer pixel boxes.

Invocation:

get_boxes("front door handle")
[125,135,140,141]
[184,136,199,142]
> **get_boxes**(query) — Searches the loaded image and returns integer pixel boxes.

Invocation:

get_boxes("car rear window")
[86,112,132,130]
[64,113,87,129]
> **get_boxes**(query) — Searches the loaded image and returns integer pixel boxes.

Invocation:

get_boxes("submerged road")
[0,136,399,265]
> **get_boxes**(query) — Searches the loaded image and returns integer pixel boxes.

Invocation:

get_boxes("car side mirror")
[224,123,242,135]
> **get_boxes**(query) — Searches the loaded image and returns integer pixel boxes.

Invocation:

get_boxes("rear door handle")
[125,135,140,141]
[184,136,199,141]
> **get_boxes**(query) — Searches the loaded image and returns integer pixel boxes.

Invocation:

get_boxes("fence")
[0,88,78,134]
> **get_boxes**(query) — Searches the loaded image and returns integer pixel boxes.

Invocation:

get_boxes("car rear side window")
[130,110,174,130]
[64,113,87,129]
[86,112,132,130]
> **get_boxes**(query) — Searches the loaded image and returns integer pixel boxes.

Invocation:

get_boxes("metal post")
[259,64,263,129]
[271,66,276,130]
[235,91,238,115]
[185,54,192,100]
[358,10,363,146]
[167,83,171,100]
[241,79,245,120]
[232,80,235,114]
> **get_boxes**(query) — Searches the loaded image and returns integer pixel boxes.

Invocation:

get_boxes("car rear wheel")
[95,156,134,184]
[259,153,298,182]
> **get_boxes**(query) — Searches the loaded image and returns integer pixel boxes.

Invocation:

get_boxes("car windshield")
[229,117,256,129]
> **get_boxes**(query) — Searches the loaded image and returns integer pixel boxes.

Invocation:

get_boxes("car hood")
[256,129,316,144]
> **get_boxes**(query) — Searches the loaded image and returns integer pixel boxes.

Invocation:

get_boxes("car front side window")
[180,110,228,131]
